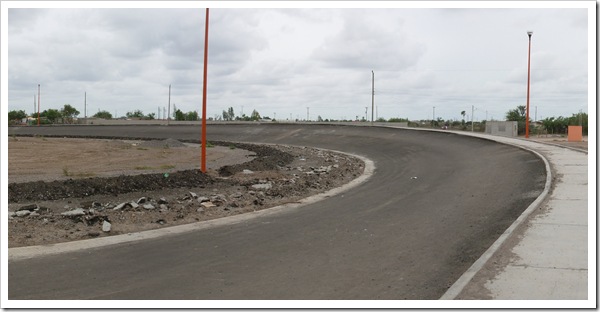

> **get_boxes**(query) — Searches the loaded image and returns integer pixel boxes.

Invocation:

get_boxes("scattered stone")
[137,197,147,204]
[143,204,156,210]
[8,211,16,218]
[114,202,132,210]
[130,202,140,209]
[16,210,31,217]
[156,219,166,225]
[197,207,204,213]
[251,183,272,190]
[242,169,254,174]
[159,204,168,210]
[189,192,198,199]
[201,202,216,208]
[102,221,111,232]
[17,204,38,212]
[29,212,40,217]
[88,232,100,237]
[230,192,243,199]
[197,196,210,203]
[61,208,86,217]
[158,198,168,205]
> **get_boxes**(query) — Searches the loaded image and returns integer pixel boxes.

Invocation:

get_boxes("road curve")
[7,124,546,300]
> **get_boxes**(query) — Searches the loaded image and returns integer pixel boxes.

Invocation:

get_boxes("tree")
[506,105,529,135]
[185,111,199,121]
[222,107,235,121]
[250,109,261,121]
[61,104,80,123]
[44,109,62,123]
[317,115,324,122]
[460,111,466,124]
[145,112,156,120]
[174,109,185,121]
[126,110,145,118]
[93,110,112,119]
[8,110,27,121]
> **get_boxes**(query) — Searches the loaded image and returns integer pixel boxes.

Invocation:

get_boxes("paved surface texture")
[439,131,591,302]
[4,124,589,307]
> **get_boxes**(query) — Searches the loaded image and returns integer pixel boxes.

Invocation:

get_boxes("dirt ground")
[528,135,588,151]
[8,136,365,248]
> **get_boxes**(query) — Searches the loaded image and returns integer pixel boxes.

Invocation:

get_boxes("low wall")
[485,121,518,137]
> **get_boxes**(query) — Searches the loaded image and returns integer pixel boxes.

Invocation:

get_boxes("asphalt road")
[7,124,546,300]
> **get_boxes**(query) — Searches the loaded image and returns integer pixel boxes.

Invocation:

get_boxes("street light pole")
[433,106,435,128]
[525,31,533,138]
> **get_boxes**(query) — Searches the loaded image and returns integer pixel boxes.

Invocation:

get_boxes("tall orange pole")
[525,31,532,138]
[201,8,209,172]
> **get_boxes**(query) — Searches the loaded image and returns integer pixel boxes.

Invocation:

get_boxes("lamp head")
[527,31,533,37]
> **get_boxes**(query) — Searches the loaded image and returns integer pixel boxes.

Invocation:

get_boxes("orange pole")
[201,8,209,172]
[525,32,532,138]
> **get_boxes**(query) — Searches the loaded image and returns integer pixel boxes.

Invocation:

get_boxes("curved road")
[8,124,546,300]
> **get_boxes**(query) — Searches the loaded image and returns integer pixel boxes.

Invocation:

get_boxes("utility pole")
[167,84,171,125]
[365,107,368,121]
[37,84,40,126]
[84,92,87,122]
[33,94,36,119]
[535,106,537,122]
[371,70,374,125]
[307,107,309,121]
[158,106,161,120]
[433,106,435,127]
[471,105,475,132]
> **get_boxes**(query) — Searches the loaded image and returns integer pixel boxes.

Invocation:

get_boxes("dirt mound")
[8,170,214,203]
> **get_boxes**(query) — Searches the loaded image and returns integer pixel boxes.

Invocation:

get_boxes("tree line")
[505,105,588,135]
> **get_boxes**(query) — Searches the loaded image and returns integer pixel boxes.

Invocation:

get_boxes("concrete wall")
[485,121,518,137]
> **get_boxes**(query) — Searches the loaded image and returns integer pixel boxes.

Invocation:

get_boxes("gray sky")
[5,2,592,122]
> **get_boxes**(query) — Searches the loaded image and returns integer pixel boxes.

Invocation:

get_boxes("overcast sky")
[5,2,593,122]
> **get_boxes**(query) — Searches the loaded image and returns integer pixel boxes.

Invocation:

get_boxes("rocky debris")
[102,221,111,232]
[8,142,366,248]
[61,208,86,217]
[8,169,214,203]
[17,204,39,211]
[16,210,31,217]
[251,182,272,190]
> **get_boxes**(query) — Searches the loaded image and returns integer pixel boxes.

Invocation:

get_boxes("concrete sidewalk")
[438,131,592,303]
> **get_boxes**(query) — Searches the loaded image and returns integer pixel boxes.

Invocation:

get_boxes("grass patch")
[160,164,176,170]
[136,147,148,151]
[229,145,236,150]
[134,166,154,170]
[62,166,70,176]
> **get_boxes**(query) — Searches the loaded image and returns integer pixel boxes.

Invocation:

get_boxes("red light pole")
[201,8,210,172]
[525,31,533,138]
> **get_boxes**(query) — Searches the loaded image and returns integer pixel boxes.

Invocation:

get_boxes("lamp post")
[525,31,533,138]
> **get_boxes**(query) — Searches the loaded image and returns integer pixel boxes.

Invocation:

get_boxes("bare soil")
[8,137,364,248]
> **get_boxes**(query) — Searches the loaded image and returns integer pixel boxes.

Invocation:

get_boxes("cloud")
[312,10,426,71]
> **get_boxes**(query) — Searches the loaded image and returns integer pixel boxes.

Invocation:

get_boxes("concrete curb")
[8,147,375,262]
[439,144,552,299]
[370,125,555,300]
